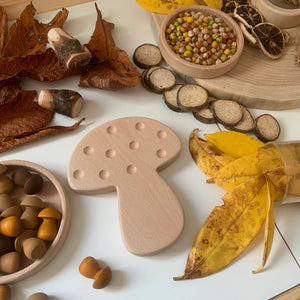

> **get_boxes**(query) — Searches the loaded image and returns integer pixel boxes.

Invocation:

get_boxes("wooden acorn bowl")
[0,160,70,284]
[158,5,244,79]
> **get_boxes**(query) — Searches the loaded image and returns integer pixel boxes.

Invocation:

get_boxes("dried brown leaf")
[3,3,68,57]
[0,90,54,137]
[0,118,84,153]
[0,77,21,104]
[0,7,8,55]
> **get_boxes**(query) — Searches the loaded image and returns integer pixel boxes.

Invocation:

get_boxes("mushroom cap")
[20,196,45,209]
[38,207,62,219]
[93,266,112,289]
[15,230,37,252]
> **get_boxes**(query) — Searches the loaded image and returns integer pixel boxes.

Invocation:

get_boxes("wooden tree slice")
[152,13,300,110]
[68,117,184,256]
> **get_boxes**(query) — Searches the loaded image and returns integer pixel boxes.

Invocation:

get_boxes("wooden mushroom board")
[68,117,184,256]
[152,13,300,110]
[1,0,94,20]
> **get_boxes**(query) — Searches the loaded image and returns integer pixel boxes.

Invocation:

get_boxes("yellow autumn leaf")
[136,0,199,14]
[174,175,267,279]
[205,131,264,158]
[211,153,260,191]
[253,178,275,274]
[189,129,236,178]
[203,0,223,9]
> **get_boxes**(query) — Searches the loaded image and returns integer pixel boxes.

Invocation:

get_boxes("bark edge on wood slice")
[133,44,162,69]
[254,113,281,142]
[148,67,176,93]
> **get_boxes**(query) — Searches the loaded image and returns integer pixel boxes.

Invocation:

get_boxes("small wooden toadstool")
[48,27,92,69]
[20,197,45,230]
[37,207,62,242]
[15,230,47,260]
[0,252,21,273]
[0,216,22,237]
[79,256,112,289]
[0,284,10,300]
[38,89,83,118]
[0,195,15,213]
[26,292,49,300]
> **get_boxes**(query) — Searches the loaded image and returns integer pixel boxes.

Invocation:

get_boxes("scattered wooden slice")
[177,84,208,111]
[254,113,281,142]
[193,106,215,124]
[133,44,162,69]
[211,99,243,126]
[148,67,176,93]
[141,66,160,92]
[227,105,254,132]
[163,84,187,112]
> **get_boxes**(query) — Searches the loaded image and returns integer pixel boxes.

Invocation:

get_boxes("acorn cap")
[20,196,45,209]
[38,207,62,219]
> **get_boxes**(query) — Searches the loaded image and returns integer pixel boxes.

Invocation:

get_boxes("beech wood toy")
[79,256,112,289]
[48,28,92,69]
[15,230,47,260]
[26,292,49,300]
[68,117,184,255]
[20,197,45,230]
[0,252,21,274]
[0,216,22,237]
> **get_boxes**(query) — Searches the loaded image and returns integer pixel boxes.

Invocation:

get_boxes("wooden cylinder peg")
[48,27,92,69]
[38,89,83,118]
[79,256,112,289]
[15,230,47,260]
[0,252,21,273]
[0,284,10,300]
[0,216,22,237]
[37,208,62,241]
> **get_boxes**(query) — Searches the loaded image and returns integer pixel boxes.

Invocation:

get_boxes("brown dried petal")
[0,90,54,137]
[3,3,68,57]
[0,118,84,153]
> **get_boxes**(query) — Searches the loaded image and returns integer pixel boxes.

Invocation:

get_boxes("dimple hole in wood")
[156,149,167,158]
[73,169,84,179]
[83,146,94,155]
[157,130,167,139]
[135,122,145,130]
[126,165,137,174]
[106,126,117,134]
[105,149,116,158]
[99,170,110,180]
[129,141,139,150]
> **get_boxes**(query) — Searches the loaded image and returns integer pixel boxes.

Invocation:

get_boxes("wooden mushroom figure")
[68,117,184,255]
[20,197,45,229]
[0,216,22,237]
[0,284,10,300]
[15,230,47,260]
[26,292,49,300]
[0,252,21,273]
[37,207,62,242]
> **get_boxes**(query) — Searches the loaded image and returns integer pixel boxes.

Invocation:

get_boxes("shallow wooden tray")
[0,160,70,284]
[153,13,300,110]
[1,0,94,20]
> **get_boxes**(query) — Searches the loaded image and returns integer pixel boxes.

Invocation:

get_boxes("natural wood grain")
[152,13,300,110]
[1,0,94,20]
[270,283,300,300]
[68,117,184,256]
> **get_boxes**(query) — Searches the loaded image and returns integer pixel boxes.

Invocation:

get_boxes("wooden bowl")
[158,5,244,79]
[252,0,300,28]
[0,160,70,284]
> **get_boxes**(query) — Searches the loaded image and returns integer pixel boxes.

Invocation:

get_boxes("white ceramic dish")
[158,5,244,79]
[252,0,300,28]
[0,160,70,284]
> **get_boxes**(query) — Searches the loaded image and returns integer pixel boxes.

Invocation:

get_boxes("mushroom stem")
[38,89,83,118]
[48,27,92,69]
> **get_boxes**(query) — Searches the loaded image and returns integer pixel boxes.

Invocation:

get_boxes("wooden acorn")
[37,207,62,242]
[0,284,10,300]
[15,230,47,260]
[0,216,22,237]
[26,292,49,300]
[20,197,45,229]
[79,256,112,289]
[0,252,21,273]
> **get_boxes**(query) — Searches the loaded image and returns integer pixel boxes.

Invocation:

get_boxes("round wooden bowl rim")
[261,0,300,14]
[159,5,244,78]
[0,160,70,284]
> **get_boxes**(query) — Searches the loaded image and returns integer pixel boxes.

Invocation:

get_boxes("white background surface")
[2,1,300,299]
